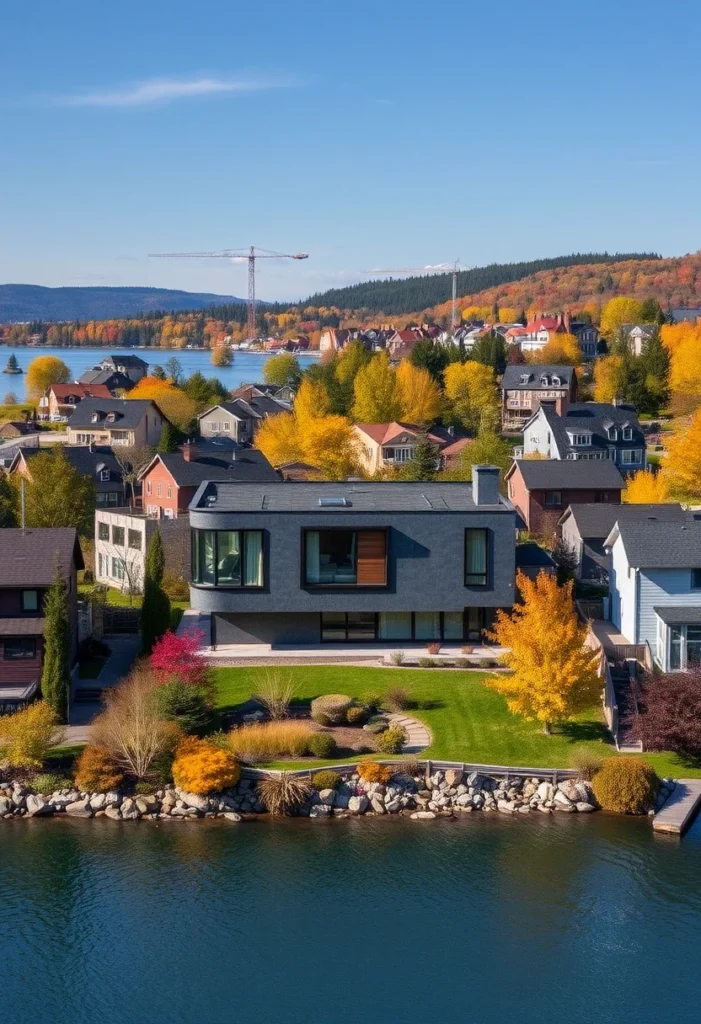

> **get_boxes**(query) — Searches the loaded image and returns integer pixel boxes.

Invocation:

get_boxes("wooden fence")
[240,760,578,783]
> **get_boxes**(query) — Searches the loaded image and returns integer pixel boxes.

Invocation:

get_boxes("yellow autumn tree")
[396,360,442,425]
[486,572,600,733]
[593,355,625,402]
[352,351,402,422]
[443,361,498,431]
[535,333,582,365]
[125,377,197,433]
[600,297,645,341]
[622,469,672,503]
[663,322,701,395]
[664,411,701,501]
[294,378,331,425]
[301,414,360,480]
[254,411,305,467]
[25,355,71,398]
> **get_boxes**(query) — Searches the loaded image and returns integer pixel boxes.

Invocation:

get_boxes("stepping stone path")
[387,713,431,753]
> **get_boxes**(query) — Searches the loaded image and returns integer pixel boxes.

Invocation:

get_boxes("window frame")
[464,528,489,588]
[98,521,109,541]
[691,569,701,590]
[127,529,142,551]
[191,529,265,589]
[544,490,563,507]
[3,637,36,660]
[21,589,39,612]
[111,525,125,546]
[302,527,388,589]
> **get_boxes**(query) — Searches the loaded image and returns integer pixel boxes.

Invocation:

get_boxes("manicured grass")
[214,665,701,776]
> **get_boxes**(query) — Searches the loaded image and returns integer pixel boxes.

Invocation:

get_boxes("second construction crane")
[149,246,309,340]
[365,260,470,333]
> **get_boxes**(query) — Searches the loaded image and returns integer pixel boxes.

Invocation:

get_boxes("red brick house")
[505,459,624,538]
[138,439,280,519]
[0,528,83,711]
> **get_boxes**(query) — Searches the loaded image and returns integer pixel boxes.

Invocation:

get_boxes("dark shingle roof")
[654,606,701,625]
[559,502,686,538]
[77,369,135,390]
[67,398,161,429]
[20,445,125,493]
[0,618,46,636]
[156,448,279,487]
[512,459,625,490]
[501,365,576,390]
[0,528,83,587]
[538,402,645,456]
[609,521,701,567]
[104,354,148,368]
[190,481,512,513]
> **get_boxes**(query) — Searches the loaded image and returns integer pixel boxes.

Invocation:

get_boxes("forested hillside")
[0,284,242,322]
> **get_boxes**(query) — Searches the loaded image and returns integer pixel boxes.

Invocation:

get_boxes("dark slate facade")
[188,472,517,647]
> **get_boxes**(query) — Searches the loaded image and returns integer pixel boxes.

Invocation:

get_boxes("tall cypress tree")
[640,329,670,414]
[141,528,171,654]
[401,432,439,481]
[157,421,179,453]
[41,561,70,723]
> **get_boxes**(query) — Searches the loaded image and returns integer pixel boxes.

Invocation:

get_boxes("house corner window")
[191,530,263,587]
[465,528,488,586]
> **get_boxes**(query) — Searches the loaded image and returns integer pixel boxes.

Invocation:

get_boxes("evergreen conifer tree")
[141,528,171,654]
[639,329,671,413]
[0,473,17,527]
[157,421,179,453]
[41,561,70,723]
[400,432,439,481]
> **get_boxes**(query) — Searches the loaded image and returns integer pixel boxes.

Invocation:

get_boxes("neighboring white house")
[605,518,701,671]
[95,509,156,595]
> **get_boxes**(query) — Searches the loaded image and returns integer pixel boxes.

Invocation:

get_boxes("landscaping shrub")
[391,758,421,780]
[0,701,63,770]
[149,629,213,700]
[162,570,190,602]
[383,686,411,712]
[227,721,313,762]
[310,694,353,724]
[419,658,437,668]
[311,711,331,726]
[478,658,496,668]
[346,705,367,725]
[359,691,383,713]
[570,746,606,781]
[32,772,72,794]
[257,773,310,815]
[638,671,701,759]
[155,682,213,736]
[134,780,155,796]
[357,761,392,784]
[455,658,471,668]
[172,737,241,794]
[254,669,296,721]
[312,770,341,790]
[389,650,405,666]
[461,646,475,655]
[376,724,407,754]
[75,745,124,793]
[592,757,659,814]
[307,732,337,758]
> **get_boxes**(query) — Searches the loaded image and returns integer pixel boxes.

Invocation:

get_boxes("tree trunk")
[543,721,551,735]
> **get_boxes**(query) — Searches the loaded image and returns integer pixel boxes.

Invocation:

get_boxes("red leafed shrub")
[638,672,701,759]
[149,629,213,701]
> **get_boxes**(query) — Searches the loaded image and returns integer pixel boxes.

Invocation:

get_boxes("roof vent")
[318,497,349,507]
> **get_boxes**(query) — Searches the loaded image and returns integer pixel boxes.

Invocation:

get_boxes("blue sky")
[2,0,700,301]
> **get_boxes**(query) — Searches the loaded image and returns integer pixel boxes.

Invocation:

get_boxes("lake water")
[0,346,318,400]
[2,813,700,1024]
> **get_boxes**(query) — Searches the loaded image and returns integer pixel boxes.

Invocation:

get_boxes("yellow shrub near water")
[0,701,62,770]
[75,745,124,793]
[592,757,659,814]
[172,737,241,794]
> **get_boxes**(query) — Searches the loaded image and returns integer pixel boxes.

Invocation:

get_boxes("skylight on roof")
[318,497,349,507]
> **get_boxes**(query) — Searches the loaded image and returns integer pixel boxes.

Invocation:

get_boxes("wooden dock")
[653,780,701,835]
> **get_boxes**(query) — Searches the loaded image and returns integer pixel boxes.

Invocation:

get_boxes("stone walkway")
[387,713,432,754]
[63,634,141,742]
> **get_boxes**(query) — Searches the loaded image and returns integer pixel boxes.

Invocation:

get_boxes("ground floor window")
[321,609,502,643]
[658,619,701,670]
[112,557,125,581]
[3,638,36,660]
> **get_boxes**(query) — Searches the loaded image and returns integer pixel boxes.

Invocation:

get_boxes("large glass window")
[112,525,125,546]
[670,627,683,670]
[686,627,701,668]
[321,612,377,642]
[415,611,441,640]
[21,590,38,612]
[305,530,357,584]
[191,530,264,587]
[378,612,412,640]
[443,611,464,640]
[128,529,141,551]
[465,529,488,586]
[4,638,36,660]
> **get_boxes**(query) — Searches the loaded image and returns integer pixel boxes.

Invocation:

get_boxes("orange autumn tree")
[125,376,197,433]
[486,571,600,734]
[623,469,672,503]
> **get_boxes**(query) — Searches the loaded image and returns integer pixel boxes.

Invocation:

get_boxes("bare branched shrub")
[257,773,311,816]
[91,664,178,780]
[254,669,296,721]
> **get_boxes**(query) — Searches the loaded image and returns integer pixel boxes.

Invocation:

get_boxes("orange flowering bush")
[356,761,392,784]
[75,745,124,793]
[172,737,241,794]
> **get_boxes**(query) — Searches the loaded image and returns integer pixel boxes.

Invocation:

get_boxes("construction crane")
[149,246,309,341]
[364,260,471,333]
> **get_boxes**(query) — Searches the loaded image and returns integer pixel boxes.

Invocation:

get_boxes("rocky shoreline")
[0,768,678,822]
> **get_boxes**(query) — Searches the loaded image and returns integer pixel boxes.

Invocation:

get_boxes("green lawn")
[214,665,701,776]
[78,584,186,630]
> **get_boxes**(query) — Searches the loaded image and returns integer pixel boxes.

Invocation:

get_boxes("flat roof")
[190,480,512,513]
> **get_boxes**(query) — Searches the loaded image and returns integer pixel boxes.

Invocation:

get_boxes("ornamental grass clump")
[0,701,64,770]
[570,746,606,782]
[172,737,241,795]
[227,720,313,762]
[257,773,311,816]
[310,694,353,725]
[357,761,392,784]
[383,686,411,712]
[592,757,659,814]
[74,745,124,793]
[254,669,296,721]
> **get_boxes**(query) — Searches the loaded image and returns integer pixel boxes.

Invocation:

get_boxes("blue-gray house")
[188,468,517,648]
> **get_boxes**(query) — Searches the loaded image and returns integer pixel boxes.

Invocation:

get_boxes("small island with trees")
[3,354,22,374]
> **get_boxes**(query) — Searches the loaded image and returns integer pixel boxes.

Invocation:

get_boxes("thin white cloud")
[49,75,291,108]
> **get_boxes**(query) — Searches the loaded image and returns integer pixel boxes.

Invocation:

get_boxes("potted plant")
[426,641,441,655]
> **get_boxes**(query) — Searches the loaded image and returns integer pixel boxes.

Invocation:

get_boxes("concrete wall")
[189,507,517,617]
[214,612,321,645]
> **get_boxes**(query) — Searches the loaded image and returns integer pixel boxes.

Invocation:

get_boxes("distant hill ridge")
[0,284,244,322]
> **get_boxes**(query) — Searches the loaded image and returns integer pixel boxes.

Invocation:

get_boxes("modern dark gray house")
[188,468,517,647]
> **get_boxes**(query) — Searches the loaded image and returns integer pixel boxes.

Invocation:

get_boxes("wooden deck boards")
[653,780,701,835]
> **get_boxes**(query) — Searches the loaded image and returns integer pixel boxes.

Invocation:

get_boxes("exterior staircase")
[610,660,643,752]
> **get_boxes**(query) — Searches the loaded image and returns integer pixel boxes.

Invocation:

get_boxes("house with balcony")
[500,365,577,432]
[8,445,128,509]
[38,383,112,422]
[66,398,168,448]
[138,439,279,519]
[505,459,625,537]
[605,518,701,671]
[352,422,469,475]
[522,402,646,472]
[187,469,516,648]
[0,528,83,711]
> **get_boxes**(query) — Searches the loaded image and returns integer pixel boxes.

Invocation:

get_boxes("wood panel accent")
[356,530,387,586]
